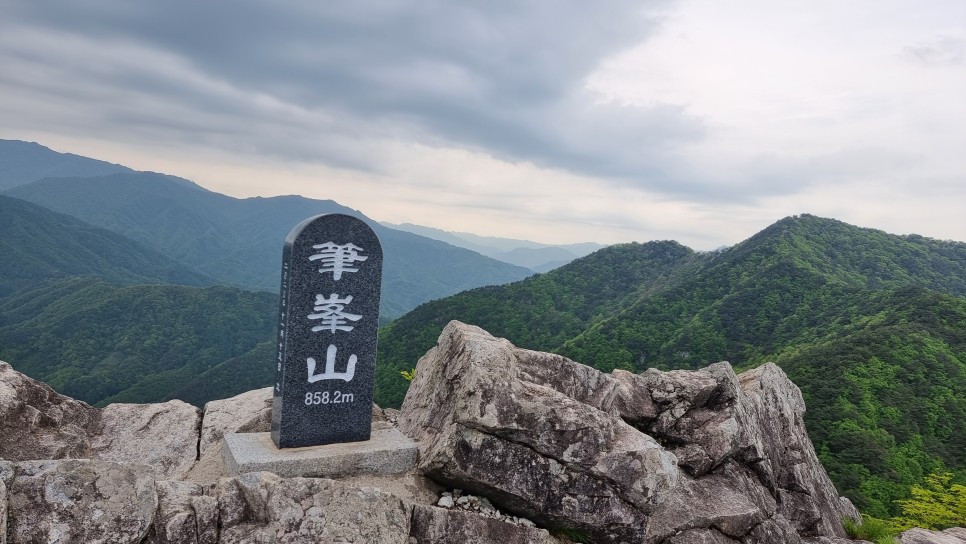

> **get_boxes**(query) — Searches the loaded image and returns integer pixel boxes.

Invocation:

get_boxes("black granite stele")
[271,214,383,449]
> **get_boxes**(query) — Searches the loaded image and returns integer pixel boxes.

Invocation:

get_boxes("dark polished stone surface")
[271,214,382,448]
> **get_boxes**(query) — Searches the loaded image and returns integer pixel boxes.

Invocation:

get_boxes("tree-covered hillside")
[0,195,213,296]
[376,240,708,406]
[375,215,966,517]
[5,173,531,319]
[0,277,277,406]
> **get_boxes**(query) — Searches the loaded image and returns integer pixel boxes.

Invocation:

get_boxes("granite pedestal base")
[223,428,418,478]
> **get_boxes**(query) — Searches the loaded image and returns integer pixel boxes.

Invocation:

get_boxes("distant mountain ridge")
[382,221,606,272]
[0,194,213,297]
[0,138,533,407]
[0,139,130,190]
[376,214,966,518]
[3,170,532,320]
[0,139,535,319]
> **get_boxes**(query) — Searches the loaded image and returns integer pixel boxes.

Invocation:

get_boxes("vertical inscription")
[271,214,383,448]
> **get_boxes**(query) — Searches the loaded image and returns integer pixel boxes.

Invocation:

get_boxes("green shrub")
[844,514,897,544]
[890,471,966,531]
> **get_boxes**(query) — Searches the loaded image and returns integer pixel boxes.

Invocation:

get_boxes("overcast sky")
[2,0,964,249]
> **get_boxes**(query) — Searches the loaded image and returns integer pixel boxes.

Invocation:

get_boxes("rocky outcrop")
[0,361,200,479]
[6,459,158,544]
[91,401,201,480]
[0,323,905,543]
[399,321,856,543]
[899,527,966,544]
[0,361,99,460]
[199,387,273,457]
[400,324,677,542]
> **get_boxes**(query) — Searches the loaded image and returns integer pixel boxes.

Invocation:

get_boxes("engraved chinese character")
[307,293,363,333]
[309,242,367,280]
[307,345,356,383]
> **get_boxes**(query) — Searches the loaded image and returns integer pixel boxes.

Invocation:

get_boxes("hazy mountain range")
[382,222,606,272]
[1,139,535,320]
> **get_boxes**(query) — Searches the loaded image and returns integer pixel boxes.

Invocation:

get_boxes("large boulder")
[0,361,201,480]
[400,321,853,543]
[199,387,272,456]
[145,480,218,544]
[91,400,201,480]
[899,527,966,544]
[6,459,158,544]
[400,322,679,543]
[216,471,413,543]
[0,361,99,460]
[737,364,850,537]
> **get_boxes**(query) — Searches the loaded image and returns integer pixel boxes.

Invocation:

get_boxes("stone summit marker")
[271,213,382,448]
[223,213,416,478]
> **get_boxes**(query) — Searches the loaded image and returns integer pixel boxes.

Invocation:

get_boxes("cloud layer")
[1,0,964,247]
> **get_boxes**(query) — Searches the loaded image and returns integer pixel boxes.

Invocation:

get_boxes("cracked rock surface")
[399,321,857,543]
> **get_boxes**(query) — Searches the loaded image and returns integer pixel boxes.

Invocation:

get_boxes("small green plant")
[843,514,897,544]
[891,471,966,531]
[399,368,416,381]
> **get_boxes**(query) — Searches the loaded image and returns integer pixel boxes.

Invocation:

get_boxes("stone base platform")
[223,428,418,478]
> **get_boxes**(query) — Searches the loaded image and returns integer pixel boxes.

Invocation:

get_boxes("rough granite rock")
[199,387,273,456]
[0,459,13,485]
[1,473,7,544]
[400,321,852,543]
[742,515,803,543]
[804,538,874,544]
[738,364,850,537]
[7,459,158,544]
[0,360,99,460]
[410,504,561,544]
[216,471,413,543]
[625,363,754,477]
[400,321,679,543]
[145,480,218,544]
[645,462,780,541]
[838,497,862,524]
[665,528,740,543]
[899,527,966,544]
[91,400,201,480]
[0,361,201,479]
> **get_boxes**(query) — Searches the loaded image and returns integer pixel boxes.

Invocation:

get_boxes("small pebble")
[437,489,539,529]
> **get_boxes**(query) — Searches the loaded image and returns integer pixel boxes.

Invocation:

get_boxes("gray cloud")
[3,0,711,193]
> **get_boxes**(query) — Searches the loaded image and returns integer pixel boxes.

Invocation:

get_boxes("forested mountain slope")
[0,195,213,296]
[0,194,278,407]
[0,277,277,406]
[5,173,531,319]
[376,240,708,404]
[376,214,966,517]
